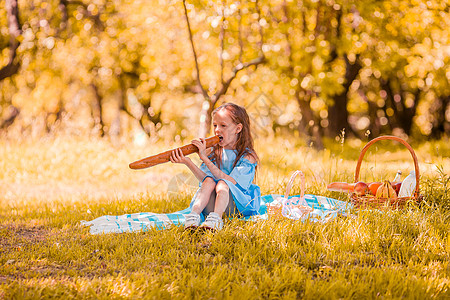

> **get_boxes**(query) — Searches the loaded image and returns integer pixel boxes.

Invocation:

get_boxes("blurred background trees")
[0,0,448,145]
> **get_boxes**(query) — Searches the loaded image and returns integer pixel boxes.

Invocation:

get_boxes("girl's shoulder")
[238,147,257,164]
[243,154,256,164]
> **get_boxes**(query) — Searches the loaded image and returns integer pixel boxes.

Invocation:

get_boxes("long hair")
[210,103,258,170]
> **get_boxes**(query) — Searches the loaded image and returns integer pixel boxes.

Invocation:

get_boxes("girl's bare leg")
[213,181,230,217]
[203,191,216,216]
[191,177,216,215]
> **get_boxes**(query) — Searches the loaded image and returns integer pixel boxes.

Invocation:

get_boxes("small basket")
[267,170,313,219]
[351,135,423,208]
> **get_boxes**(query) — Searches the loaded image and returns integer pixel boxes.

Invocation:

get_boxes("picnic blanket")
[81,194,353,235]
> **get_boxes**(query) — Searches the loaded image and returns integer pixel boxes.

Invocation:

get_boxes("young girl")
[170,103,260,230]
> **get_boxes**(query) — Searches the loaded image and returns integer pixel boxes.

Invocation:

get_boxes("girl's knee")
[215,180,229,194]
[202,177,216,188]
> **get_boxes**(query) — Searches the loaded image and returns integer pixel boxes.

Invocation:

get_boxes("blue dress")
[191,149,261,217]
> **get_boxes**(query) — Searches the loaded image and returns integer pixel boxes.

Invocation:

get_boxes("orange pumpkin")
[368,182,382,195]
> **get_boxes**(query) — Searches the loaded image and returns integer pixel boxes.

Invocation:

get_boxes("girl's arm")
[192,139,237,185]
[200,156,237,185]
[170,148,207,182]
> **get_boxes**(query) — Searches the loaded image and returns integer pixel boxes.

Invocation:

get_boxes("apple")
[392,182,402,194]
[354,181,369,196]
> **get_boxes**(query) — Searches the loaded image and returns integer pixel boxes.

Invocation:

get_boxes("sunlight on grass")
[1,136,449,298]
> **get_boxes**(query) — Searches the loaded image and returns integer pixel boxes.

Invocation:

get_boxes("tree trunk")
[110,77,127,138]
[430,95,450,139]
[90,83,105,137]
[328,93,350,138]
[357,89,381,137]
[400,89,420,136]
[294,89,323,149]
[327,55,361,138]
[0,0,21,81]
[382,78,421,136]
[198,99,217,138]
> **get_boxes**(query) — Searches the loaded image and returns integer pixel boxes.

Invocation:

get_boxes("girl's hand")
[170,148,191,165]
[191,138,207,160]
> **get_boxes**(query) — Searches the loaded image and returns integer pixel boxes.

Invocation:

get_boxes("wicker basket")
[267,170,313,219]
[351,135,422,208]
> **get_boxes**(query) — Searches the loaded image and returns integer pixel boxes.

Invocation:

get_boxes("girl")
[170,103,260,230]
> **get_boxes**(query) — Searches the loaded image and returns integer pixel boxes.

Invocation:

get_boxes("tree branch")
[326,8,342,64]
[213,0,265,101]
[219,2,225,84]
[237,4,243,63]
[64,0,105,31]
[281,0,294,74]
[214,56,265,100]
[254,0,264,51]
[0,106,20,129]
[182,0,209,100]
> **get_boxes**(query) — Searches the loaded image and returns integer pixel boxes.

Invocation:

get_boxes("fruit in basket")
[392,182,402,194]
[376,181,397,199]
[353,181,369,195]
[368,182,382,195]
[327,182,355,193]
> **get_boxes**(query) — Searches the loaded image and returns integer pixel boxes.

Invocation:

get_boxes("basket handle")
[284,170,305,203]
[355,135,420,197]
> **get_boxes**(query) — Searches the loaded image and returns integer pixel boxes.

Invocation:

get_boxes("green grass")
[1,136,449,299]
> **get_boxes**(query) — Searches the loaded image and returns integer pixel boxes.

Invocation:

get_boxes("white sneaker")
[199,212,223,231]
[184,212,201,230]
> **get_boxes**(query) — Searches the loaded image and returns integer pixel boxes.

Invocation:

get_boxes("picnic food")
[392,182,402,194]
[350,136,422,208]
[326,182,356,193]
[398,171,416,198]
[353,181,369,195]
[129,135,221,169]
[328,180,400,196]
[375,181,397,199]
[368,182,382,195]
[327,181,370,194]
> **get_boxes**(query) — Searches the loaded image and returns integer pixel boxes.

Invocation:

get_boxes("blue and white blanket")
[81,194,353,235]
